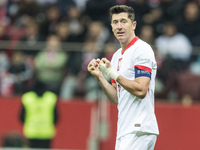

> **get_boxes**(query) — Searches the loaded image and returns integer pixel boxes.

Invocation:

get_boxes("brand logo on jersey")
[136,58,150,63]
[137,70,150,75]
[117,58,122,71]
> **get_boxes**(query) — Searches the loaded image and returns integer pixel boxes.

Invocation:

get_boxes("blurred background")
[0,0,200,150]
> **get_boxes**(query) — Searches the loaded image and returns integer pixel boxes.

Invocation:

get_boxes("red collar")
[121,36,139,55]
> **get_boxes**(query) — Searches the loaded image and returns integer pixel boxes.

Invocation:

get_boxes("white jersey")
[110,37,159,139]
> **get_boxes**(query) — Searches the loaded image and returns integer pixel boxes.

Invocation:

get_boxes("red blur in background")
[0,97,200,150]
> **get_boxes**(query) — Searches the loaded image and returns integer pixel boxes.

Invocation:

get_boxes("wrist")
[100,63,119,80]
[107,67,119,80]
[95,72,104,81]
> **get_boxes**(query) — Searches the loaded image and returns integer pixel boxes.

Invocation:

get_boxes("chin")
[117,38,125,43]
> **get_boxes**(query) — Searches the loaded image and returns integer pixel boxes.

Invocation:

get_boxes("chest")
[113,52,136,80]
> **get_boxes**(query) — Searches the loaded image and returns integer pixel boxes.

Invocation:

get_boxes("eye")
[122,20,127,24]
[113,20,118,24]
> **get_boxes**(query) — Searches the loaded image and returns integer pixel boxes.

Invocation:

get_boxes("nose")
[117,22,122,29]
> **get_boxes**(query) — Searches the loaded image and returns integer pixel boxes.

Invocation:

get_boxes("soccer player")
[87,5,159,150]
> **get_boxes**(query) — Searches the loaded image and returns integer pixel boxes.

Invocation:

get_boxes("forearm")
[87,58,118,104]
[117,75,150,99]
[96,75,118,105]
[99,62,150,99]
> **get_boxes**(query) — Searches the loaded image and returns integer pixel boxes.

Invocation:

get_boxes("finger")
[98,60,104,69]
[94,59,100,67]
[101,58,107,63]
[88,65,95,72]
[96,58,101,63]
[88,63,93,69]
[101,58,111,67]
[88,59,96,67]
[91,59,97,64]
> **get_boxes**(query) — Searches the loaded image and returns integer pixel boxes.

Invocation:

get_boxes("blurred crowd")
[0,0,200,102]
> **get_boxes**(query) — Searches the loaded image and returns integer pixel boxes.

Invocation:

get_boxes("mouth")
[117,32,125,36]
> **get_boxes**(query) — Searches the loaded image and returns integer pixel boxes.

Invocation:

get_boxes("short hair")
[109,5,135,22]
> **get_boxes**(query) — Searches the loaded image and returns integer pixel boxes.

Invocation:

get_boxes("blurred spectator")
[19,19,44,57]
[127,0,151,16]
[56,20,84,44]
[19,80,58,148]
[85,0,116,27]
[0,0,6,23]
[0,23,11,52]
[14,0,42,27]
[126,0,151,35]
[0,51,11,97]
[6,0,20,25]
[56,21,71,42]
[7,51,33,95]
[0,23,9,39]
[34,34,68,95]
[139,24,155,45]
[74,0,89,11]
[176,2,200,47]
[60,37,102,101]
[36,0,58,6]
[159,0,187,21]
[39,5,62,38]
[56,0,76,17]
[64,5,88,42]
[0,70,14,97]
[142,6,165,37]
[2,131,27,148]
[17,0,41,17]
[103,42,117,61]
[190,55,200,76]
[0,51,9,72]
[86,21,110,49]
[60,50,82,99]
[155,21,192,64]
[116,0,129,4]
[148,0,160,7]
[155,21,192,99]
[0,51,33,97]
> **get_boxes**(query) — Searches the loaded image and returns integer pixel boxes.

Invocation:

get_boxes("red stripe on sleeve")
[134,65,152,73]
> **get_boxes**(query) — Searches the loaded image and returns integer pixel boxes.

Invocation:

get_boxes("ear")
[132,21,137,31]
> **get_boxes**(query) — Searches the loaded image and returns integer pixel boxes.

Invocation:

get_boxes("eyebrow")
[112,18,128,23]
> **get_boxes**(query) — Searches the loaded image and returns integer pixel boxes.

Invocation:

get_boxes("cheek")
[112,28,117,35]
[112,26,116,32]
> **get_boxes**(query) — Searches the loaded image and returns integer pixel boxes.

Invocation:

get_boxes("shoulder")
[135,39,154,54]
[44,91,57,96]
[155,35,166,43]
[35,50,45,58]
[22,91,37,103]
[23,91,36,97]
[175,33,190,41]
[44,91,57,101]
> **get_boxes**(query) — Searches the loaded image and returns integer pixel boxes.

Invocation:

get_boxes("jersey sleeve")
[134,45,156,79]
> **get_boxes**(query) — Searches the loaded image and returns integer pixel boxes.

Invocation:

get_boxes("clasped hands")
[87,58,119,80]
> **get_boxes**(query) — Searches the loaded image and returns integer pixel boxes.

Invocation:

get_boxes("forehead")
[112,12,129,21]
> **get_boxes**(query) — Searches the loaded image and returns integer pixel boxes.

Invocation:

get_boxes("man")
[87,5,159,150]
[19,81,58,148]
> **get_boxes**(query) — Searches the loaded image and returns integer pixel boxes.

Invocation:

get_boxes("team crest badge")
[117,58,122,71]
